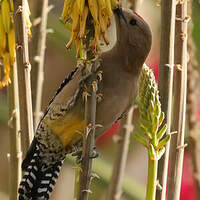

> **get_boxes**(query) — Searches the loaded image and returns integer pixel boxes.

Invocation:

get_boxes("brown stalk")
[106,107,134,200]
[8,63,22,200]
[30,0,51,130]
[13,0,34,157]
[77,15,99,199]
[187,0,200,198]
[167,1,188,199]
[156,0,176,199]
[77,71,97,200]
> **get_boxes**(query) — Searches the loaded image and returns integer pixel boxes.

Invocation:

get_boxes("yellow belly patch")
[44,112,84,147]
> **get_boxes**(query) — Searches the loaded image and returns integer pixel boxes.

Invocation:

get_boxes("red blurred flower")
[150,57,159,81]
[96,121,120,145]
[180,153,197,200]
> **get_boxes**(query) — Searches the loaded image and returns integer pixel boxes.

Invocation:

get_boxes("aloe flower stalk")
[136,64,169,200]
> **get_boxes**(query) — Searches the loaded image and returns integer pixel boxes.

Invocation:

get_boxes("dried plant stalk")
[8,63,22,200]
[31,0,50,130]
[77,18,98,199]
[167,1,188,199]
[13,0,34,157]
[106,107,134,200]
[77,72,97,200]
[156,0,176,199]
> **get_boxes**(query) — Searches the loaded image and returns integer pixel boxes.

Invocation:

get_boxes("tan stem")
[77,73,97,200]
[31,0,50,130]
[8,63,22,200]
[167,1,188,200]
[106,107,134,200]
[13,0,34,157]
[156,0,176,199]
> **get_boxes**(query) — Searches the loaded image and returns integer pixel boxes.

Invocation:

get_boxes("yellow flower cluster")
[0,0,31,89]
[61,0,120,56]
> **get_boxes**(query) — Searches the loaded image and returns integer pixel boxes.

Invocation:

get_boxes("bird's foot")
[72,149,83,164]
[82,89,91,102]
[76,156,83,164]
[91,81,98,92]
[90,172,100,180]
[89,146,99,159]
[97,70,103,82]
[97,93,103,102]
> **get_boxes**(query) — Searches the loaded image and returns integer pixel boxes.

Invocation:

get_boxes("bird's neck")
[101,45,143,77]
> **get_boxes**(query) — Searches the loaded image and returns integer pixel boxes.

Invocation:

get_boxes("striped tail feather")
[18,141,64,200]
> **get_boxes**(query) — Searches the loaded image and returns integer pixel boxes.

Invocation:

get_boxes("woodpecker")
[18,8,152,200]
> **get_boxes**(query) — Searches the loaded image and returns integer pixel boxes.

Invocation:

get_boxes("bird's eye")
[130,19,137,26]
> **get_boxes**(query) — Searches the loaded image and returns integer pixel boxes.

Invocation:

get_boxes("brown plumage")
[18,8,152,200]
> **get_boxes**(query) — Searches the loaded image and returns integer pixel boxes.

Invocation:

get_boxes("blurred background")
[0,0,200,199]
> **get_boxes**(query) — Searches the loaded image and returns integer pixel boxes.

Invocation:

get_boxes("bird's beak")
[114,6,127,25]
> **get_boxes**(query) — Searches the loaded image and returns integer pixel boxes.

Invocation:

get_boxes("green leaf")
[145,131,152,140]
[140,124,148,133]
[154,102,161,119]
[157,124,167,141]
[159,112,165,126]
[148,144,157,161]
[135,133,149,148]
[157,147,165,160]
[156,135,170,150]
[140,118,151,130]
[152,115,159,135]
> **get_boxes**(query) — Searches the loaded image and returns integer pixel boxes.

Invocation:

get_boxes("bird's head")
[114,8,152,69]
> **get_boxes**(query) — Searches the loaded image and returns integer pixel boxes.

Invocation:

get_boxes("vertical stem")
[13,0,34,157]
[31,0,49,129]
[146,154,158,200]
[156,0,176,199]
[187,0,200,198]
[8,64,22,200]
[77,12,99,200]
[106,107,134,200]
[167,1,188,199]
[30,0,43,103]
[77,74,97,200]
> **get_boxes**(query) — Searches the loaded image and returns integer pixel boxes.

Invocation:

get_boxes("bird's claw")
[76,156,83,164]
[82,90,91,102]
[97,70,103,82]
[95,124,103,129]
[86,62,92,74]
[82,189,92,194]
[97,93,103,102]
[90,173,100,180]
[91,81,98,92]
[72,149,83,164]
[72,149,82,157]
[89,146,99,159]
